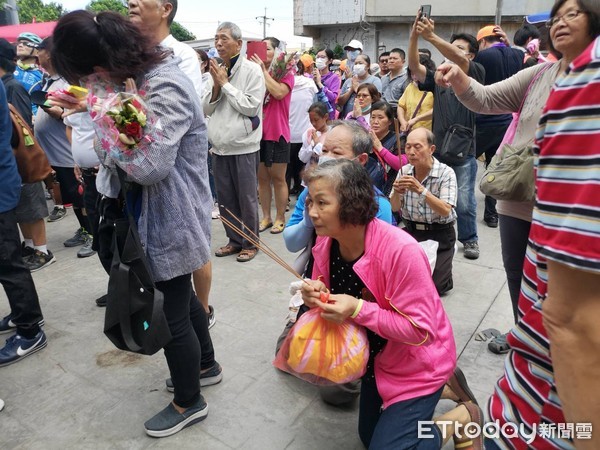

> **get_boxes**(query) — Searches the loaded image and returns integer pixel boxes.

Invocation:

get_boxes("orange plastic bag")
[273,306,369,385]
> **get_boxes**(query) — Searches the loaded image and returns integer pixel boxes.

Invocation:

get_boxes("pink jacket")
[311,219,456,408]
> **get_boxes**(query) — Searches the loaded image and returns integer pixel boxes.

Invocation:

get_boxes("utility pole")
[256,7,274,39]
[495,0,504,25]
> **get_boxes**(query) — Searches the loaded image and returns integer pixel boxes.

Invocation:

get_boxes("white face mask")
[318,155,336,166]
[315,58,327,70]
[353,64,367,77]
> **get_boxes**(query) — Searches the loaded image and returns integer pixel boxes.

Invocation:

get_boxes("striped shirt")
[393,157,457,224]
[488,36,600,449]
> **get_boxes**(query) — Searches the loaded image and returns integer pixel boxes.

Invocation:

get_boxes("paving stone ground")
[0,173,514,449]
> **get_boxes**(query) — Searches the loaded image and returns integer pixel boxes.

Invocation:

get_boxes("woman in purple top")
[250,37,295,236]
[312,48,341,119]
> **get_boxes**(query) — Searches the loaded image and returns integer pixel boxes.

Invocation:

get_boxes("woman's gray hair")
[329,120,373,156]
[306,159,377,226]
[216,22,242,40]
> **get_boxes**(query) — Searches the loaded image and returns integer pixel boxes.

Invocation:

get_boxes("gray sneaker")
[166,362,222,393]
[144,396,208,438]
[25,250,56,272]
[464,241,480,260]
[77,233,96,258]
[64,228,86,247]
[47,206,67,222]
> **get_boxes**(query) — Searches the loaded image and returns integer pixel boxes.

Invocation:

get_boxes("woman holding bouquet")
[250,37,295,237]
[51,11,215,438]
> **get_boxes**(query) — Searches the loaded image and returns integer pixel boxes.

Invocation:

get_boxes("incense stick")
[223,206,291,271]
[218,210,310,286]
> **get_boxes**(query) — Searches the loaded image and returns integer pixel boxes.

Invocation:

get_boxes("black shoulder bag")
[103,168,172,355]
[437,88,475,165]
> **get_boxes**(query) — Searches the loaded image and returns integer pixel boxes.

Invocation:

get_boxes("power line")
[256,7,274,39]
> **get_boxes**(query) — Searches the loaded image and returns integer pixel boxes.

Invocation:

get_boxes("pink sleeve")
[378,147,400,171]
[353,242,438,346]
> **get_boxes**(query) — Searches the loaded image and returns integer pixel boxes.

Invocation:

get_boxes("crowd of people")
[0,0,599,447]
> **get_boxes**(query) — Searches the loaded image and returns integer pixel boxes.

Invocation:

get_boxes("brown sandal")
[454,402,484,450]
[446,367,478,405]
[215,244,241,257]
[236,248,258,262]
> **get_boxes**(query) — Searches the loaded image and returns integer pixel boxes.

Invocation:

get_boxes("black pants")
[404,224,456,296]
[286,142,303,193]
[82,170,100,238]
[156,274,215,408]
[476,124,510,221]
[52,165,84,207]
[499,214,531,323]
[0,208,43,338]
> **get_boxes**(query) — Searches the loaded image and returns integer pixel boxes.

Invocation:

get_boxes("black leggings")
[0,209,43,339]
[498,214,531,323]
[156,274,214,408]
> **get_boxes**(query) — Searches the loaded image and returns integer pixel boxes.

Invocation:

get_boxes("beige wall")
[366,0,554,18]
[296,0,554,28]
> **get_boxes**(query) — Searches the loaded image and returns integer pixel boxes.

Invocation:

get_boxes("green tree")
[17,0,65,23]
[87,0,195,41]
[333,44,344,60]
[87,0,127,15]
[170,21,195,41]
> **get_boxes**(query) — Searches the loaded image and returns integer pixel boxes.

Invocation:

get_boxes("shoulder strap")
[410,92,428,120]
[518,63,553,113]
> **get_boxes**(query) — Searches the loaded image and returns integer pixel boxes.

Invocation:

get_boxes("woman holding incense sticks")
[300,159,458,449]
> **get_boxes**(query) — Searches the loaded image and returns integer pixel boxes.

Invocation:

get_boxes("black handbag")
[103,168,172,355]
[438,124,474,165]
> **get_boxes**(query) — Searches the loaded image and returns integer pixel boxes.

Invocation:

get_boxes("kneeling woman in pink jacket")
[301,159,456,449]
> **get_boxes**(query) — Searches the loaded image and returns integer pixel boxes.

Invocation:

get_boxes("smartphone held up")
[420,5,431,21]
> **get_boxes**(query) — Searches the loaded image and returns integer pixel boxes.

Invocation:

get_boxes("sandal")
[454,402,484,450]
[474,328,501,342]
[488,333,510,355]
[259,219,273,233]
[215,244,241,257]
[446,367,478,405]
[236,248,258,262]
[270,221,285,234]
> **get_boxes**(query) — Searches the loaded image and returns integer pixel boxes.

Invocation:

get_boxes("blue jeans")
[451,156,478,243]
[359,376,443,449]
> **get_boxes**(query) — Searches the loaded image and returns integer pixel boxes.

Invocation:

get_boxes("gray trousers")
[213,152,259,250]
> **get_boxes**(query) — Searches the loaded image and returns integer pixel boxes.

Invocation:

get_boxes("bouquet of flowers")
[268,49,298,82]
[83,75,161,173]
[265,49,298,105]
